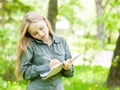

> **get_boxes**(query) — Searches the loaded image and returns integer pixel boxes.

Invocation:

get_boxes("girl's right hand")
[49,59,60,69]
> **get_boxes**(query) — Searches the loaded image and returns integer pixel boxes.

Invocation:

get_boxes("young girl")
[15,12,74,90]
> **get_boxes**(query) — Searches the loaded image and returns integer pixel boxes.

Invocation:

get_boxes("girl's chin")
[42,36,49,42]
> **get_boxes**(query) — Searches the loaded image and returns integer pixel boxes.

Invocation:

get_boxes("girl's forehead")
[30,21,46,28]
[28,21,46,32]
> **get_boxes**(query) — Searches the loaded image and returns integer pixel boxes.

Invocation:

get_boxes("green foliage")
[63,65,109,90]
[2,60,15,80]
[0,65,111,90]
[58,0,83,25]
[112,56,120,67]
[104,43,115,51]
[0,0,33,24]
[0,0,119,90]
[104,0,120,33]
[5,0,33,13]
[0,77,8,90]
[65,65,120,90]
[1,65,120,90]
[0,77,27,90]
[0,22,18,83]
[67,35,102,53]
[0,25,16,50]
[0,60,16,81]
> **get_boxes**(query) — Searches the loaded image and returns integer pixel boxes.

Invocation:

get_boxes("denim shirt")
[20,35,74,90]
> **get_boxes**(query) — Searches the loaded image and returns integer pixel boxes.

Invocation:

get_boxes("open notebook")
[40,54,81,80]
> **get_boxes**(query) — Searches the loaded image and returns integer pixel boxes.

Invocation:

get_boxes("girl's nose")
[38,30,44,36]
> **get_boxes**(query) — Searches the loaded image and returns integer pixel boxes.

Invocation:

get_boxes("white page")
[40,54,81,80]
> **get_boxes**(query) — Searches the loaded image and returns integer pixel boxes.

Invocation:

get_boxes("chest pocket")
[32,45,50,65]
[53,43,65,62]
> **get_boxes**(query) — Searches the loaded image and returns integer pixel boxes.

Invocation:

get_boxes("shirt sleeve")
[61,38,74,78]
[20,46,50,80]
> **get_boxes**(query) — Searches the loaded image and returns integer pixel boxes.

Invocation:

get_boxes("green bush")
[63,65,109,90]
[1,65,120,90]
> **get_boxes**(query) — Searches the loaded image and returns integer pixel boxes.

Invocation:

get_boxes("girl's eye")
[39,27,43,30]
[33,32,38,35]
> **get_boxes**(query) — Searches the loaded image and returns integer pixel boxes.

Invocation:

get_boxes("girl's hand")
[49,59,60,69]
[62,59,72,70]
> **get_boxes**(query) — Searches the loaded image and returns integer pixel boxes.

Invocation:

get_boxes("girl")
[15,12,74,90]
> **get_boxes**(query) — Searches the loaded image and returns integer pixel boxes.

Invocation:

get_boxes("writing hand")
[49,59,60,69]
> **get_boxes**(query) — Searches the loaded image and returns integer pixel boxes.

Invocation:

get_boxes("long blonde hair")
[15,12,54,79]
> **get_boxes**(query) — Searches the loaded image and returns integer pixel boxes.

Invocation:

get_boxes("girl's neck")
[44,35,53,46]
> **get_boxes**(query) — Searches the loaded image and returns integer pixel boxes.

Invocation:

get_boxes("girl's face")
[28,21,49,42]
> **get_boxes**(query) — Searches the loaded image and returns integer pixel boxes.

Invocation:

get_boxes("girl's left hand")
[62,59,72,70]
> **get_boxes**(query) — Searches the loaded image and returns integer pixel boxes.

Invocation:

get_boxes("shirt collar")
[31,35,61,44]
[30,37,43,43]
[53,35,61,43]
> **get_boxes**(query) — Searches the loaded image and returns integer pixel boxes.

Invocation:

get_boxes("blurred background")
[0,0,120,90]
